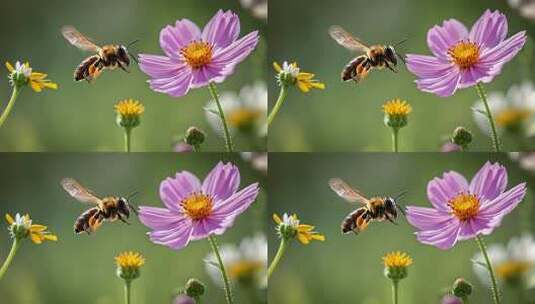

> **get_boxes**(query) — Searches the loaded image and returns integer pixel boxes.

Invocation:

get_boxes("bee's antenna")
[125,39,140,64]
[393,38,409,48]
[126,191,140,215]
[127,39,140,49]
[393,190,408,216]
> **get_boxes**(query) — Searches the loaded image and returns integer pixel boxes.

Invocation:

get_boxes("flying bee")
[60,178,138,234]
[61,25,138,82]
[328,178,406,234]
[329,25,407,83]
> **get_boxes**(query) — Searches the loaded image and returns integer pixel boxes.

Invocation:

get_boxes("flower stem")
[391,280,399,304]
[124,128,132,153]
[391,128,399,153]
[462,296,469,304]
[124,280,131,304]
[267,85,288,127]
[0,238,21,281]
[475,83,501,152]
[0,86,21,128]
[268,237,289,279]
[208,82,234,152]
[208,235,234,304]
[475,235,501,304]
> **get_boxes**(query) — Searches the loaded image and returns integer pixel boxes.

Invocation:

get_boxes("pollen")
[181,192,213,220]
[448,193,480,221]
[115,99,145,118]
[115,251,145,269]
[181,41,213,69]
[382,99,412,117]
[228,108,262,129]
[495,108,532,128]
[448,40,480,70]
[382,251,413,268]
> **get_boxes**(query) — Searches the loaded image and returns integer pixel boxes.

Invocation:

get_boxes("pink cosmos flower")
[406,162,526,250]
[406,10,527,97]
[138,162,260,250]
[139,10,259,97]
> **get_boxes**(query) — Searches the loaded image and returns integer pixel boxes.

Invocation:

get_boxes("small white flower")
[281,61,300,79]
[239,0,267,21]
[241,152,268,174]
[281,213,300,229]
[473,234,535,285]
[14,61,32,78]
[205,82,267,137]
[204,234,267,288]
[473,82,535,135]
[13,213,32,229]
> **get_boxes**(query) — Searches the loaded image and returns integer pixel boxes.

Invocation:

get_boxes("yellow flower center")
[448,193,480,221]
[181,41,213,69]
[382,251,413,268]
[115,251,145,269]
[228,108,262,130]
[228,260,264,281]
[382,99,412,117]
[495,261,532,280]
[181,193,213,220]
[495,108,532,129]
[448,41,480,70]
[115,99,144,117]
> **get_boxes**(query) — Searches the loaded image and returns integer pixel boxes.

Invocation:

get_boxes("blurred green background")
[268,0,535,152]
[0,153,267,303]
[0,0,267,152]
[268,153,535,303]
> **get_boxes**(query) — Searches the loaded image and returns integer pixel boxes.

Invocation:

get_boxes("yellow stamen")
[181,193,213,220]
[382,99,412,117]
[115,251,145,269]
[228,260,264,280]
[382,251,413,268]
[181,41,213,69]
[495,108,532,128]
[228,108,262,129]
[448,193,480,221]
[448,41,480,70]
[115,99,145,118]
[495,261,532,280]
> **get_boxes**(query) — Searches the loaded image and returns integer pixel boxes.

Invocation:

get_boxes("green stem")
[0,238,21,281]
[391,128,399,153]
[208,235,234,304]
[208,82,234,152]
[124,280,131,304]
[193,144,200,152]
[268,237,289,279]
[475,235,501,304]
[0,86,21,128]
[391,280,399,304]
[475,83,501,152]
[124,128,132,152]
[462,296,469,304]
[267,85,288,127]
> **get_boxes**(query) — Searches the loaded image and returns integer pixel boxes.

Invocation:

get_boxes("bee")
[60,178,138,234]
[328,178,406,234]
[61,25,138,82]
[329,25,407,83]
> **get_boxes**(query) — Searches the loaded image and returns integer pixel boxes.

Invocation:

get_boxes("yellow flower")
[5,61,58,92]
[273,61,325,93]
[5,213,58,244]
[115,99,145,118]
[383,251,413,268]
[382,99,412,117]
[115,251,145,269]
[273,213,325,245]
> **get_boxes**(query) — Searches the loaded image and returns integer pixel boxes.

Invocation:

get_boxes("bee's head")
[384,197,398,218]
[117,197,131,218]
[385,46,398,66]
[117,46,131,67]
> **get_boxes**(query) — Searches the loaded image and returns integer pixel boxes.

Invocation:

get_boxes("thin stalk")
[391,280,399,304]
[391,128,399,152]
[124,280,131,304]
[475,235,501,304]
[124,128,132,152]
[462,296,469,304]
[208,235,234,304]
[0,238,21,280]
[268,238,289,279]
[475,83,501,152]
[208,82,234,152]
[0,86,21,128]
[267,85,288,127]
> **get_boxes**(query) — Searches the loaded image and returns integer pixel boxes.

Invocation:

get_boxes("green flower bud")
[452,127,473,148]
[185,127,206,147]
[452,278,472,298]
[184,278,206,298]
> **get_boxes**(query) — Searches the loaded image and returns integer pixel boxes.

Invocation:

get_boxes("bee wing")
[329,25,370,52]
[61,178,101,205]
[61,25,101,52]
[329,178,368,205]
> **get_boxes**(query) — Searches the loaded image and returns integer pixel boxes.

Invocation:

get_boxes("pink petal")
[469,10,508,49]
[427,171,469,212]
[139,54,185,78]
[458,217,494,241]
[159,19,202,58]
[210,183,260,227]
[148,70,193,98]
[478,183,527,218]
[415,67,461,97]
[210,31,259,72]
[138,206,184,230]
[159,171,201,212]
[469,162,507,201]
[478,31,527,74]
[202,10,241,49]
[406,54,452,78]
[406,206,454,230]
[190,217,226,240]
[190,65,226,89]
[457,65,493,89]
[202,162,241,201]
[148,220,193,250]
[427,19,469,60]
[416,221,462,250]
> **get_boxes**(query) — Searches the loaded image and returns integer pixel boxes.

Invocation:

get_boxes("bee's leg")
[117,213,131,225]
[385,213,398,225]
[118,61,130,73]
[397,53,407,65]
[385,61,398,73]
